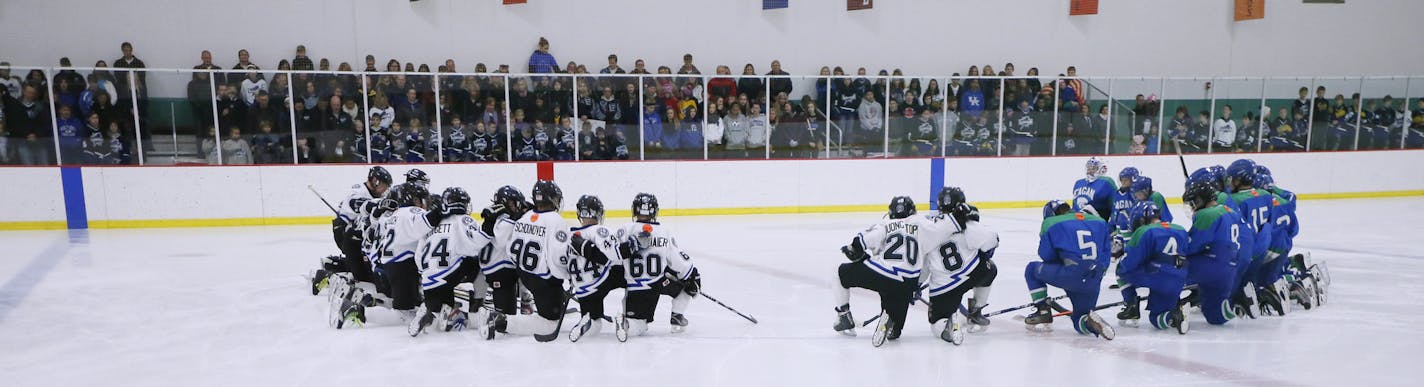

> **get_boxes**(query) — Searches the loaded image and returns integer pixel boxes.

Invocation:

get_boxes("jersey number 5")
[1076,230,1098,260]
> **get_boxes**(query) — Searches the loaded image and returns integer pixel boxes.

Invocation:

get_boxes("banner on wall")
[847,0,872,11]
[503,0,526,4]
[1069,0,1099,15]
[764,0,788,10]
[1235,0,1265,20]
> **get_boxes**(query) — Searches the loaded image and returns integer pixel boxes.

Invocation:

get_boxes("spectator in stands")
[240,66,267,106]
[767,60,792,99]
[679,54,701,75]
[7,84,52,164]
[229,49,258,86]
[601,55,625,74]
[113,42,146,102]
[660,106,681,152]
[709,66,736,101]
[1292,86,1310,118]
[631,59,650,74]
[527,37,558,74]
[286,46,311,71]
[221,127,252,164]
[737,64,762,104]
[395,88,424,124]
[722,103,750,155]
[268,73,290,106]
[246,91,284,134]
[1213,104,1237,151]
[592,85,621,124]
[0,62,21,98]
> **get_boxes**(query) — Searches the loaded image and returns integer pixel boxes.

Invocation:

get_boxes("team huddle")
[832,157,1330,346]
[300,156,1330,346]
[307,167,702,342]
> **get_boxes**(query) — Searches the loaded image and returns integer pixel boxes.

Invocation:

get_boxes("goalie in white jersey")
[833,196,956,346]
[311,166,391,295]
[615,193,701,341]
[409,187,495,336]
[481,180,573,342]
[564,195,628,342]
[335,183,440,328]
[922,187,1000,345]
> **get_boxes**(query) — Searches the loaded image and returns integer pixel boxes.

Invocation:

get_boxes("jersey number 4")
[511,239,543,271]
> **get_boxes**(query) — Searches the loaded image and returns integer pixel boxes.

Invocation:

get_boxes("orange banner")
[847,0,873,11]
[1070,0,1099,16]
[1235,0,1265,21]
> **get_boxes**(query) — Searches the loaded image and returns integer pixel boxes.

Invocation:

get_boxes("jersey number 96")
[511,239,543,271]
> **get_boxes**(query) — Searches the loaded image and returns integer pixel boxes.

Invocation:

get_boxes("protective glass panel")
[127,70,205,165]
[1073,77,1111,156]
[1107,79,1162,155]
[1260,78,1310,153]
[768,75,826,159]
[1359,78,1408,150]
[1160,78,1211,154]
[1408,77,1424,149]
[1308,78,1361,152]
[1205,78,1264,153]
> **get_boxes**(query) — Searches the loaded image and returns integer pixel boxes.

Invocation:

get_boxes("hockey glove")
[841,236,869,263]
[682,268,702,297]
[1174,255,1187,269]
[480,204,506,220]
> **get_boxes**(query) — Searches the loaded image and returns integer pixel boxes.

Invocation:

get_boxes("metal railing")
[3,65,1419,166]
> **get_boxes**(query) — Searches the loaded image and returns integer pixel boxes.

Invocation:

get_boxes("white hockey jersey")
[496,210,571,280]
[924,218,999,297]
[418,215,493,290]
[857,213,962,282]
[566,223,624,298]
[374,206,434,265]
[337,183,379,230]
[620,221,695,291]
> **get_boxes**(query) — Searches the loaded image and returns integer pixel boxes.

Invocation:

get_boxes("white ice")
[1,198,1422,386]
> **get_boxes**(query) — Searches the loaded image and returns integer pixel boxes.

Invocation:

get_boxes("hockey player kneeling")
[833,196,950,347]
[481,180,573,342]
[335,183,440,328]
[1023,200,1114,341]
[1114,202,1190,334]
[615,193,701,342]
[565,195,629,342]
[923,187,999,345]
[409,187,496,337]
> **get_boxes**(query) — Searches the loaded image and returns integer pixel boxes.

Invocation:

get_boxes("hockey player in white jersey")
[615,193,701,341]
[335,183,440,328]
[312,166,392,295]
[481,180,573,342]
[476,186,532,327]
[923,187,1000,345]
[564,195,628,342]
[409,187,495,336]
[833,196,932,347]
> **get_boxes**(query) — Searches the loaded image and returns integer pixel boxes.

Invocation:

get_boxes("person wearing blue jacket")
[1114,202,1190,333]
[642,103,663,151]
[1182,180,1243,326]
[1023,200,1115,340]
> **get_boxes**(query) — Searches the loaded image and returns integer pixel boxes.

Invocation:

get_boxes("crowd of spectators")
[3,38,1421,166]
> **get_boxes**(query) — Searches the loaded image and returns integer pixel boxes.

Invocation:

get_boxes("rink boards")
[3,150,1422,230]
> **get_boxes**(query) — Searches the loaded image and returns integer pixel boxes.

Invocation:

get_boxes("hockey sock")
[1029,288,1048,304]
[971,287,991,308]
[671,293,692,315]
[833,284,851,306]
[505,315,560,336]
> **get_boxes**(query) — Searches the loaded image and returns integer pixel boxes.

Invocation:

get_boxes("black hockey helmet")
[405,168,430,186]
[576,195,605,223]
[531,180,563,210]
[937,186,966,211]
[368,166,393,185]
[442,187,471,215]
[888,196,916,219]
[632,193,659,221]
[388,183,429,208]
[1183,180,1218,211]
[493,185,525,206]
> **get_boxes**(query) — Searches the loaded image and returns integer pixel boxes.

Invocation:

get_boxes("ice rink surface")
[1,197,1421,386]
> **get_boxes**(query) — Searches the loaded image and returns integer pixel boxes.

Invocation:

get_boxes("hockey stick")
[308,185,341,216]
[861,294,1069,327]
[1172,139,1189,178]
[699,291,758,324]
[533,285,577,343]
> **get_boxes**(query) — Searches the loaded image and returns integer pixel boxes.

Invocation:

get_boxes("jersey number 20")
[884,234,919,265]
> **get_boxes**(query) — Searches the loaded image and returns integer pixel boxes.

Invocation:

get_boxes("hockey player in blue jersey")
[1253,166,1305,312]
[1114,202,1190,334]
[1226,159,1281,316]
[1023,200,1115,340]
[1108,167,1140,234]
[1131,176,1173,223]
[1072,157,1118,218]
[1182,180,1243,325]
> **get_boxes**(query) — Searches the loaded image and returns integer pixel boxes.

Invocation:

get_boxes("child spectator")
[223,128,253,164]
[527,38,558,74]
